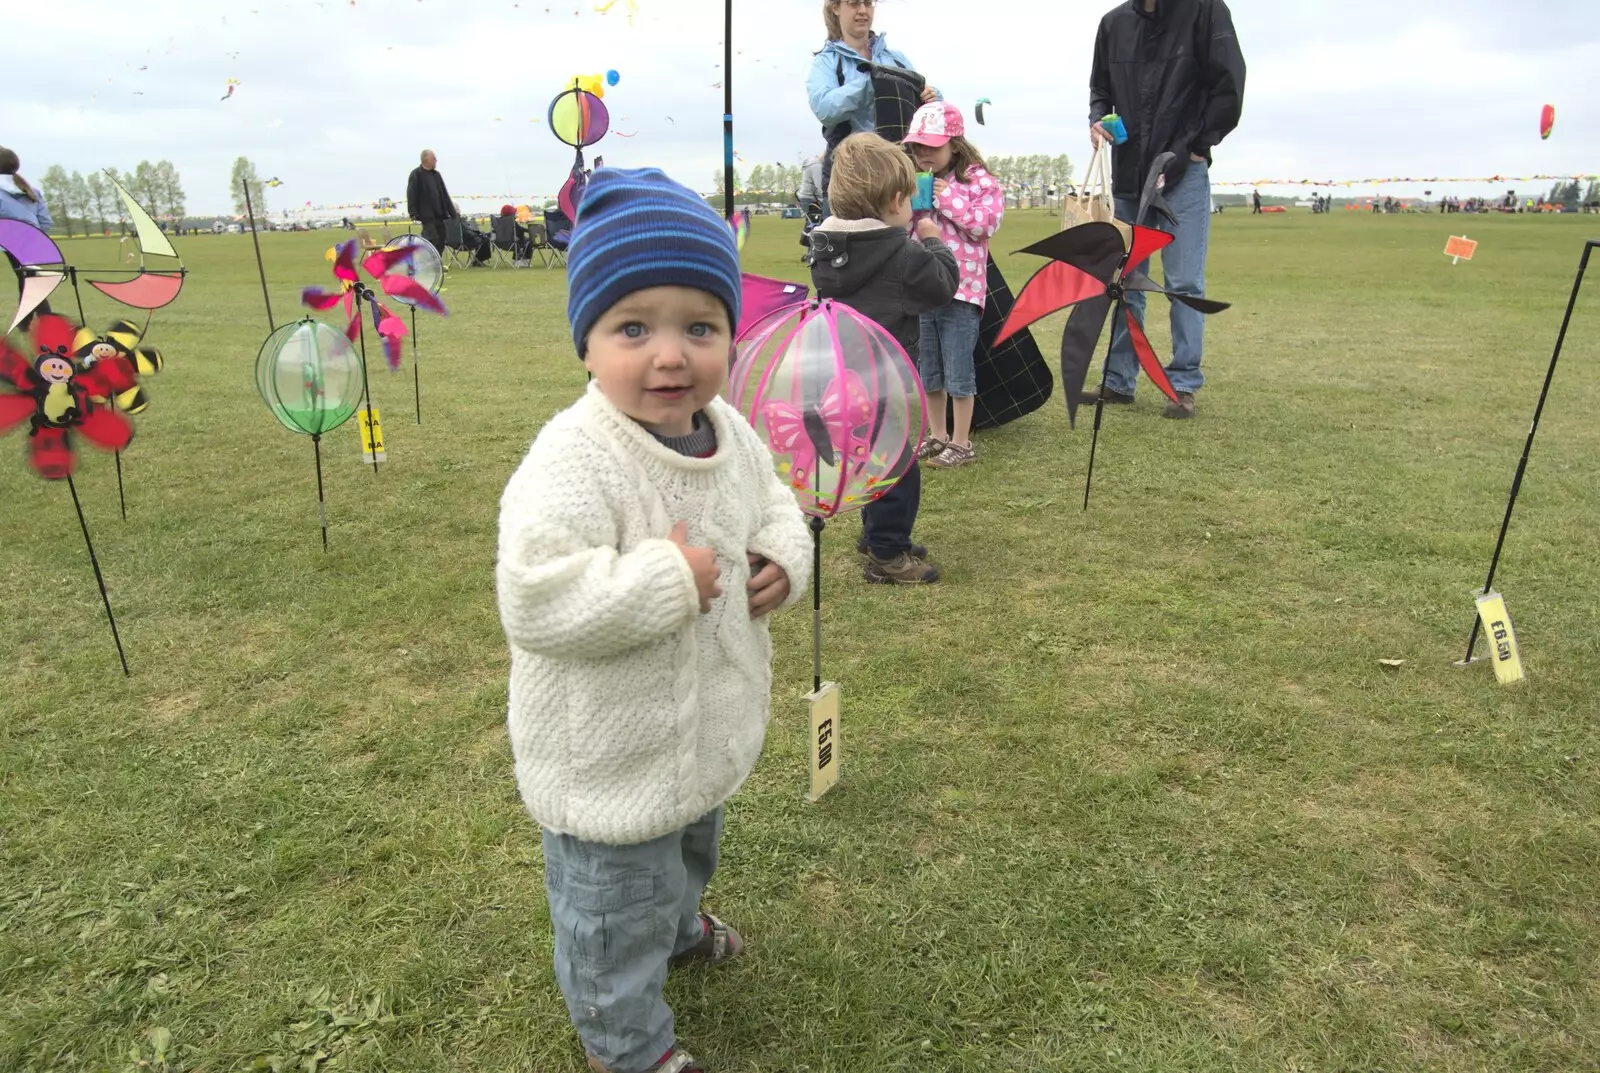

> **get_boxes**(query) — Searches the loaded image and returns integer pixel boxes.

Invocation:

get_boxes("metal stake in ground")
[67,267,129,521]
[312,432,329,551]
[810,514,825,694]
[411,305,421,424]
[66,474,129,676]
[242,178,275,331]
[1458,240,1596,665]
[352,285,380,476]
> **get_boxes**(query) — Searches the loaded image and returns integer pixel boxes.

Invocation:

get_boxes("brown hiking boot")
[1162,391,1196,419]
[856,533,927,559]
[1081,385,1135,405]
[864,552,940,585]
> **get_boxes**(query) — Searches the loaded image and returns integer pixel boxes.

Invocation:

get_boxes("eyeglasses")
[838,0,875,8]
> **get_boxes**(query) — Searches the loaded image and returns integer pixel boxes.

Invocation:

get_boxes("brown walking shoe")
[864,552,940,585]
[1081,385,1135,405]
[1161,391,1196,419]
[856,533,927,559]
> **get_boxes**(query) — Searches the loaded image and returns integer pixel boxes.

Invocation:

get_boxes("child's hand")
[746,554,790,619]
[669,521,722,613]
[933,178,950,198]
[915,218,941,241]
[921,84,939,103]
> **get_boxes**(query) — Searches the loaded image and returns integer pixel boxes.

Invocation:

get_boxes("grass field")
[3,208,1599,1072]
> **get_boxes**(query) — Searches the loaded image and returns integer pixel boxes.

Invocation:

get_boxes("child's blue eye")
[622,323,646,338]
[687,323,712,338]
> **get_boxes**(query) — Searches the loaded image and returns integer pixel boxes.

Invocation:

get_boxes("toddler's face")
[583,286,731,437]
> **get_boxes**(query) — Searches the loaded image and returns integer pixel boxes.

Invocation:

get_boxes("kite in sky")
[221,78,240,100]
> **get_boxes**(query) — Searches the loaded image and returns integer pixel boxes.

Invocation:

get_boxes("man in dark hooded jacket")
[1085,0,1244,419]
[406,149,457,255]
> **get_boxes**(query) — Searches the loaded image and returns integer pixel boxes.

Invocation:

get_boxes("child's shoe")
[927,442,975,468]
[670,912,744,967]
[589,1049,702,1073]
[864,552,940,585]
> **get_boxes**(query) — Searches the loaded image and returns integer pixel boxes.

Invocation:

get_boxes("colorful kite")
[593,0,638,24]
[221,78,240,100]
[548,80,610,220]
[994,152,1230,506]
[0,314,147,673]
[255,318,366,548]
[975,97,991,125]
[1540,104,1555,140]
[0,219,67,334]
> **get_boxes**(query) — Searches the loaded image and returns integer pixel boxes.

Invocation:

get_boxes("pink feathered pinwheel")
[302,240,447,371]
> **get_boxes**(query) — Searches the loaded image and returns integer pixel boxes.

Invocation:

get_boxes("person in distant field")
[406,149,458,254]
[0,146,56,331]
[499,204,533,264]
[456,204,492,266]
[1084,0,1245,420]
[1251,188,1261,214]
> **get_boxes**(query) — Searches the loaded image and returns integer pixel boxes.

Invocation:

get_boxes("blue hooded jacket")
[807,34,929,135]
[0,175,54,230]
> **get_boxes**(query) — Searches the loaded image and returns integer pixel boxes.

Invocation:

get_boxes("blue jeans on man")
[1105,160,1211,398]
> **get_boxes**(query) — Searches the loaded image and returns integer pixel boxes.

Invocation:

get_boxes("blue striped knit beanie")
[567,167,741,357]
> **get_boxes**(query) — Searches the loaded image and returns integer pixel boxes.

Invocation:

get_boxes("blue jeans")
[1106,160,1211,396]
[542,808,724,1073]
[862,455,921,558]
[918,300,982,397]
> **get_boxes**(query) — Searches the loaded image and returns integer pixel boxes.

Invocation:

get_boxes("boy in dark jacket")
[808,132,959,585]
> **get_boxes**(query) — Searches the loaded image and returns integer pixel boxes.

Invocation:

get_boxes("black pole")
[810,515,824,694]
[69,270,130,521]
[242,178,275,331]
[353,286,379,476]
[1082,301,1124,511]
[723,0,734,222]
[67,474,129,677]
[1460,240,1595,664]
[411,305,421,424]
[313,433,329,551]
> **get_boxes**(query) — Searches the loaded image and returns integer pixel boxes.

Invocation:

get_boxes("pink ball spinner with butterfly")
[729,299,926,520]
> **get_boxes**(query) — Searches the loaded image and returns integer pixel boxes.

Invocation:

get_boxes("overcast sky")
[7,0,1596,216]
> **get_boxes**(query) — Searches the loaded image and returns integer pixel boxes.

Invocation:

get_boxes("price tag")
[358,407,386,465]
[807,681,840,801]
[1474,591,1525,684]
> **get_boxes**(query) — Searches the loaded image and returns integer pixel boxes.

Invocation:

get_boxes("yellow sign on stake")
[357,407,385,465]
[807,681,841,801]
[1474,591,1525,684]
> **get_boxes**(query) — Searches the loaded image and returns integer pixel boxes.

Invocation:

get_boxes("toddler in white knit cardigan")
[495,168,812,1073]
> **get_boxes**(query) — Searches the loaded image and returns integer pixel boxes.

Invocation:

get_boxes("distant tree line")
[38,161,186,238]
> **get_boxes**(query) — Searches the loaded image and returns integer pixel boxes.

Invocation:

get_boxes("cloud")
[5,0,1595,215]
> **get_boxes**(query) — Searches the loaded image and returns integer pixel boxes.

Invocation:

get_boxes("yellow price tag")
[807,681,841,802]
[357,407,386,465]
[1474,591,1525,684]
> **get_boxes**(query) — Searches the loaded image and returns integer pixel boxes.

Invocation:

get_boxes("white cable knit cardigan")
[497,383,812,845]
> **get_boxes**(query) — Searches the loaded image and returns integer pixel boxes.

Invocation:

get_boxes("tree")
[1585,179,1600,205]
[131,160,160,213]
[85,171,112,235]
[67,171,92,238]
[108,169,131,234]
[155,160,185,221]
[746,164,772,197]
[231,156,265,219]
[41,165,72,235]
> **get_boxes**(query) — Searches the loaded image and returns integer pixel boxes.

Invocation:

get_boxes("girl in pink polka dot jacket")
[902,101,1005,469]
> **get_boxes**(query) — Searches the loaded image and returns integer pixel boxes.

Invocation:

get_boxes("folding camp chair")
[542,209,573,267]
[527,221,553,268]
[442,218,475,269]
[489,215,522,268]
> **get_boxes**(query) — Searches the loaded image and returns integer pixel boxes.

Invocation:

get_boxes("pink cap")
[901,101,964,147]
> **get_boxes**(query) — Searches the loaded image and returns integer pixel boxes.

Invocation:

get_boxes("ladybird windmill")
[731,299,925,796]
[301,238,447,469]
[993,152,1231,509]
[0,314,147,675]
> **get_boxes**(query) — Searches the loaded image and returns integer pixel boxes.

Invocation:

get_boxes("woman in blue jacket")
[1,146,56,330]
[0,147,54,231]
[807,0,939,199]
